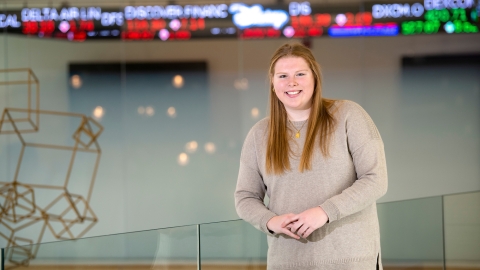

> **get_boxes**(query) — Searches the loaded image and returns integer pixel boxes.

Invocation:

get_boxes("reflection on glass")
[151,225,198,269]
[378,196,444,269]
[4,225,198,270]
[93,106,104,119]
[204,142,216,154]
[172,75,184,88]
[70,75,82,89]
[444,191,480,270]
[234,78,249,90]
[145,106,155,116]
[251,107,259,119]
[178,152,189,166]
[200,220,267,270]
[185,141,198,153]
[167,106,177,118]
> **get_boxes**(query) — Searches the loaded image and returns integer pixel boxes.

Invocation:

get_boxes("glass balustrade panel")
[377,196,445,270]
[444,191,480,270]
[200,219,267,270]
[3,225,198,270]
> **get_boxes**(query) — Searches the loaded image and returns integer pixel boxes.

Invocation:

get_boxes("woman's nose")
[288,78,298,87]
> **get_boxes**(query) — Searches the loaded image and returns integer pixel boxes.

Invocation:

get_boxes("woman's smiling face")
[272,56,315,116]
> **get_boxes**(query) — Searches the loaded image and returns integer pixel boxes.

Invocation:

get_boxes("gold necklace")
[288,119,307,139]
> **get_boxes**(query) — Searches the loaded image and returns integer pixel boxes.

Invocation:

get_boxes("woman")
[234,43,388,270]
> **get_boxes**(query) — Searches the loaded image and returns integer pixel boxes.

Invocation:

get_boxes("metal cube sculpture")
[0,68,103,269]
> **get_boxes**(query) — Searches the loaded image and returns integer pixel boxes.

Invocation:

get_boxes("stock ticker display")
[0,0,479,41]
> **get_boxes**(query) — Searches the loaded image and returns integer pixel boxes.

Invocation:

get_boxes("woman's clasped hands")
[266,206,329,240]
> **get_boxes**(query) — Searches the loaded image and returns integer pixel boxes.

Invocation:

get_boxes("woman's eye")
[297,73,305,76]
[279,75,286,78]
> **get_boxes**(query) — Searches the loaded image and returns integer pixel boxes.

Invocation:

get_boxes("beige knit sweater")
[235,100,388,270]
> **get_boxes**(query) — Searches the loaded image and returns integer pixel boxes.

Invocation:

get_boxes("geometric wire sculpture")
[0,68,103,269]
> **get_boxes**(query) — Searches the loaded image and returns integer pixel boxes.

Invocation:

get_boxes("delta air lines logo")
[229,3,289,29]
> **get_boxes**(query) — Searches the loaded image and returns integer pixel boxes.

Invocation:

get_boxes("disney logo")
[229,3,289,29]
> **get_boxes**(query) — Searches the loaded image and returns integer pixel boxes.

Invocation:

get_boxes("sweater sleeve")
[235,126,277,235]
[320,101,388,222]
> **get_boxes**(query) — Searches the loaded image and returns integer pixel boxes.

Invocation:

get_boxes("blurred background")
[0,0,479,269]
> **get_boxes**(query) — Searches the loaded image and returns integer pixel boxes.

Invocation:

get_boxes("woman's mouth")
[285,90,302,97]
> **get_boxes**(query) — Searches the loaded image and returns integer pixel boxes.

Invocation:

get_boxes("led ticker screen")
[403,8,478,34]
[0,0,478,41]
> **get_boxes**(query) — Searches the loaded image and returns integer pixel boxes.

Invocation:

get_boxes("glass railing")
[2,224,199,270]
[2,191,479,270]
[378,191,480,270]
[378,196,445,269]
